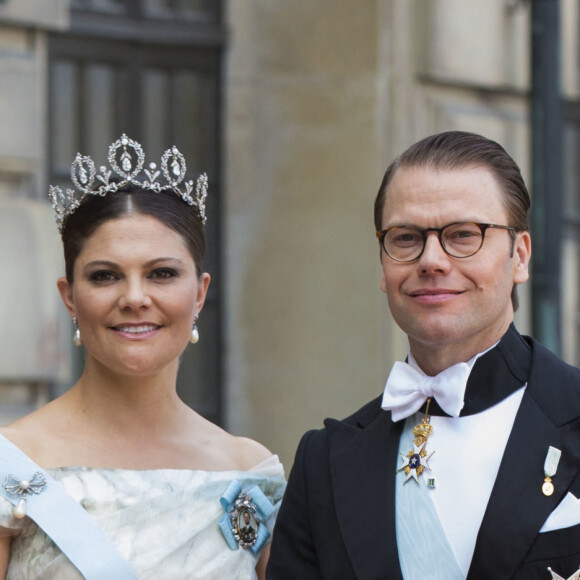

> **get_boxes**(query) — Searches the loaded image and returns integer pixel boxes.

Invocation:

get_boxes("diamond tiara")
[49,134,208,233]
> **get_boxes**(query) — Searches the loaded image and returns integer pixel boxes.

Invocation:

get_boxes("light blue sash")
[0,434,138,579]
[396,418,465,579]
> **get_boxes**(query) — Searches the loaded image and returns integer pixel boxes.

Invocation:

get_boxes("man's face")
[379,165,531,367]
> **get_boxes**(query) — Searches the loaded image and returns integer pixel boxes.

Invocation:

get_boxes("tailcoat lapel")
[326,398,404,580]
[468,339,580,579]
[320,333,580,580]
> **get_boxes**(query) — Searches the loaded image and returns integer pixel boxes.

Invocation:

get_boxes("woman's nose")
[118,278,152,310]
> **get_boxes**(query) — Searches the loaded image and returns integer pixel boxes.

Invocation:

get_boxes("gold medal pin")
[397,398,434,485]
[542,446,561,496]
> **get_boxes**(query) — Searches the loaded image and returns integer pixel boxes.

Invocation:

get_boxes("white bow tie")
[381,360,472,422]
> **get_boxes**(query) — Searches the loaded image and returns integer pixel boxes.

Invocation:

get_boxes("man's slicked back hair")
[373,131,530,233]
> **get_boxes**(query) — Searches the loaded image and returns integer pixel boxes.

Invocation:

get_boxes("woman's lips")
[110,323,162,338]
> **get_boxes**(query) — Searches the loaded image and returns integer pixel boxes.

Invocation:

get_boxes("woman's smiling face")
[58,213,210,377]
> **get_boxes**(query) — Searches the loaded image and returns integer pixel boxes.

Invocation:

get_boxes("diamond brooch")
[3,472,47,519]
[219,480,276,554]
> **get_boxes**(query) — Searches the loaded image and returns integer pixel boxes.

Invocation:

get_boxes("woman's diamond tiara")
[49,134,208,232]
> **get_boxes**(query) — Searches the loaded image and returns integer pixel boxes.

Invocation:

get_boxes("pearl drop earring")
[72,317,82,347]
[190,316,199,344]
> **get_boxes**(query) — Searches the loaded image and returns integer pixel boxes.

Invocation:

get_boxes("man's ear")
[380,270,388,295]
[513,231,531,285]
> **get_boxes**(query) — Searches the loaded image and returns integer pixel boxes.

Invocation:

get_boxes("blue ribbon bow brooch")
[219,480,275,554]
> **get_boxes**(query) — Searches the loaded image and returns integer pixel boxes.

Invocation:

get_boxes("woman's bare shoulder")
[234,436,273,470]
[0,397,71,461]
[191,414,273,471]
[0,423,42,460]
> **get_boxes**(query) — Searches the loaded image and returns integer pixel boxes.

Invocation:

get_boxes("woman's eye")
[150,268,178,280]
[89,270,119,283]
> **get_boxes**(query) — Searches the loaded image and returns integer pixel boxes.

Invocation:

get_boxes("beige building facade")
[0,0,578,470]
[0,0,71,424]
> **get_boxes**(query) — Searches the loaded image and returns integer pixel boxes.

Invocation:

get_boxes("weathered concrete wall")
[224,0,391,469]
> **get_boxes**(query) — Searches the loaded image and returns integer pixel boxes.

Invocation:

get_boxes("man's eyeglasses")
[376,222,518,263]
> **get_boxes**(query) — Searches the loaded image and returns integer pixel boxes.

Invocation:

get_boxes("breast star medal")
[542,446,562,496]
[397,398,435,484]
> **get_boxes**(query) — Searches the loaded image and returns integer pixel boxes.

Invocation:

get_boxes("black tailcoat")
[267,332,580,579]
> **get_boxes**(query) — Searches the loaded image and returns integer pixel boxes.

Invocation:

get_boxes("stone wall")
[224,0,390,468]
[0,0,71,423]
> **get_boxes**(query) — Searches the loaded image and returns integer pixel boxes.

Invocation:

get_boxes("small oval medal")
[542,446,561,497]
[542,480,554,496]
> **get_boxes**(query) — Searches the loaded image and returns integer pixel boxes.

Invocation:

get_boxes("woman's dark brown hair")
[61,184,205,282]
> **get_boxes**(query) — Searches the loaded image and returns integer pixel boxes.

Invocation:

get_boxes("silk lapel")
[468,340,580,579]
[424,323,529,417]
[326,399,404,580]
